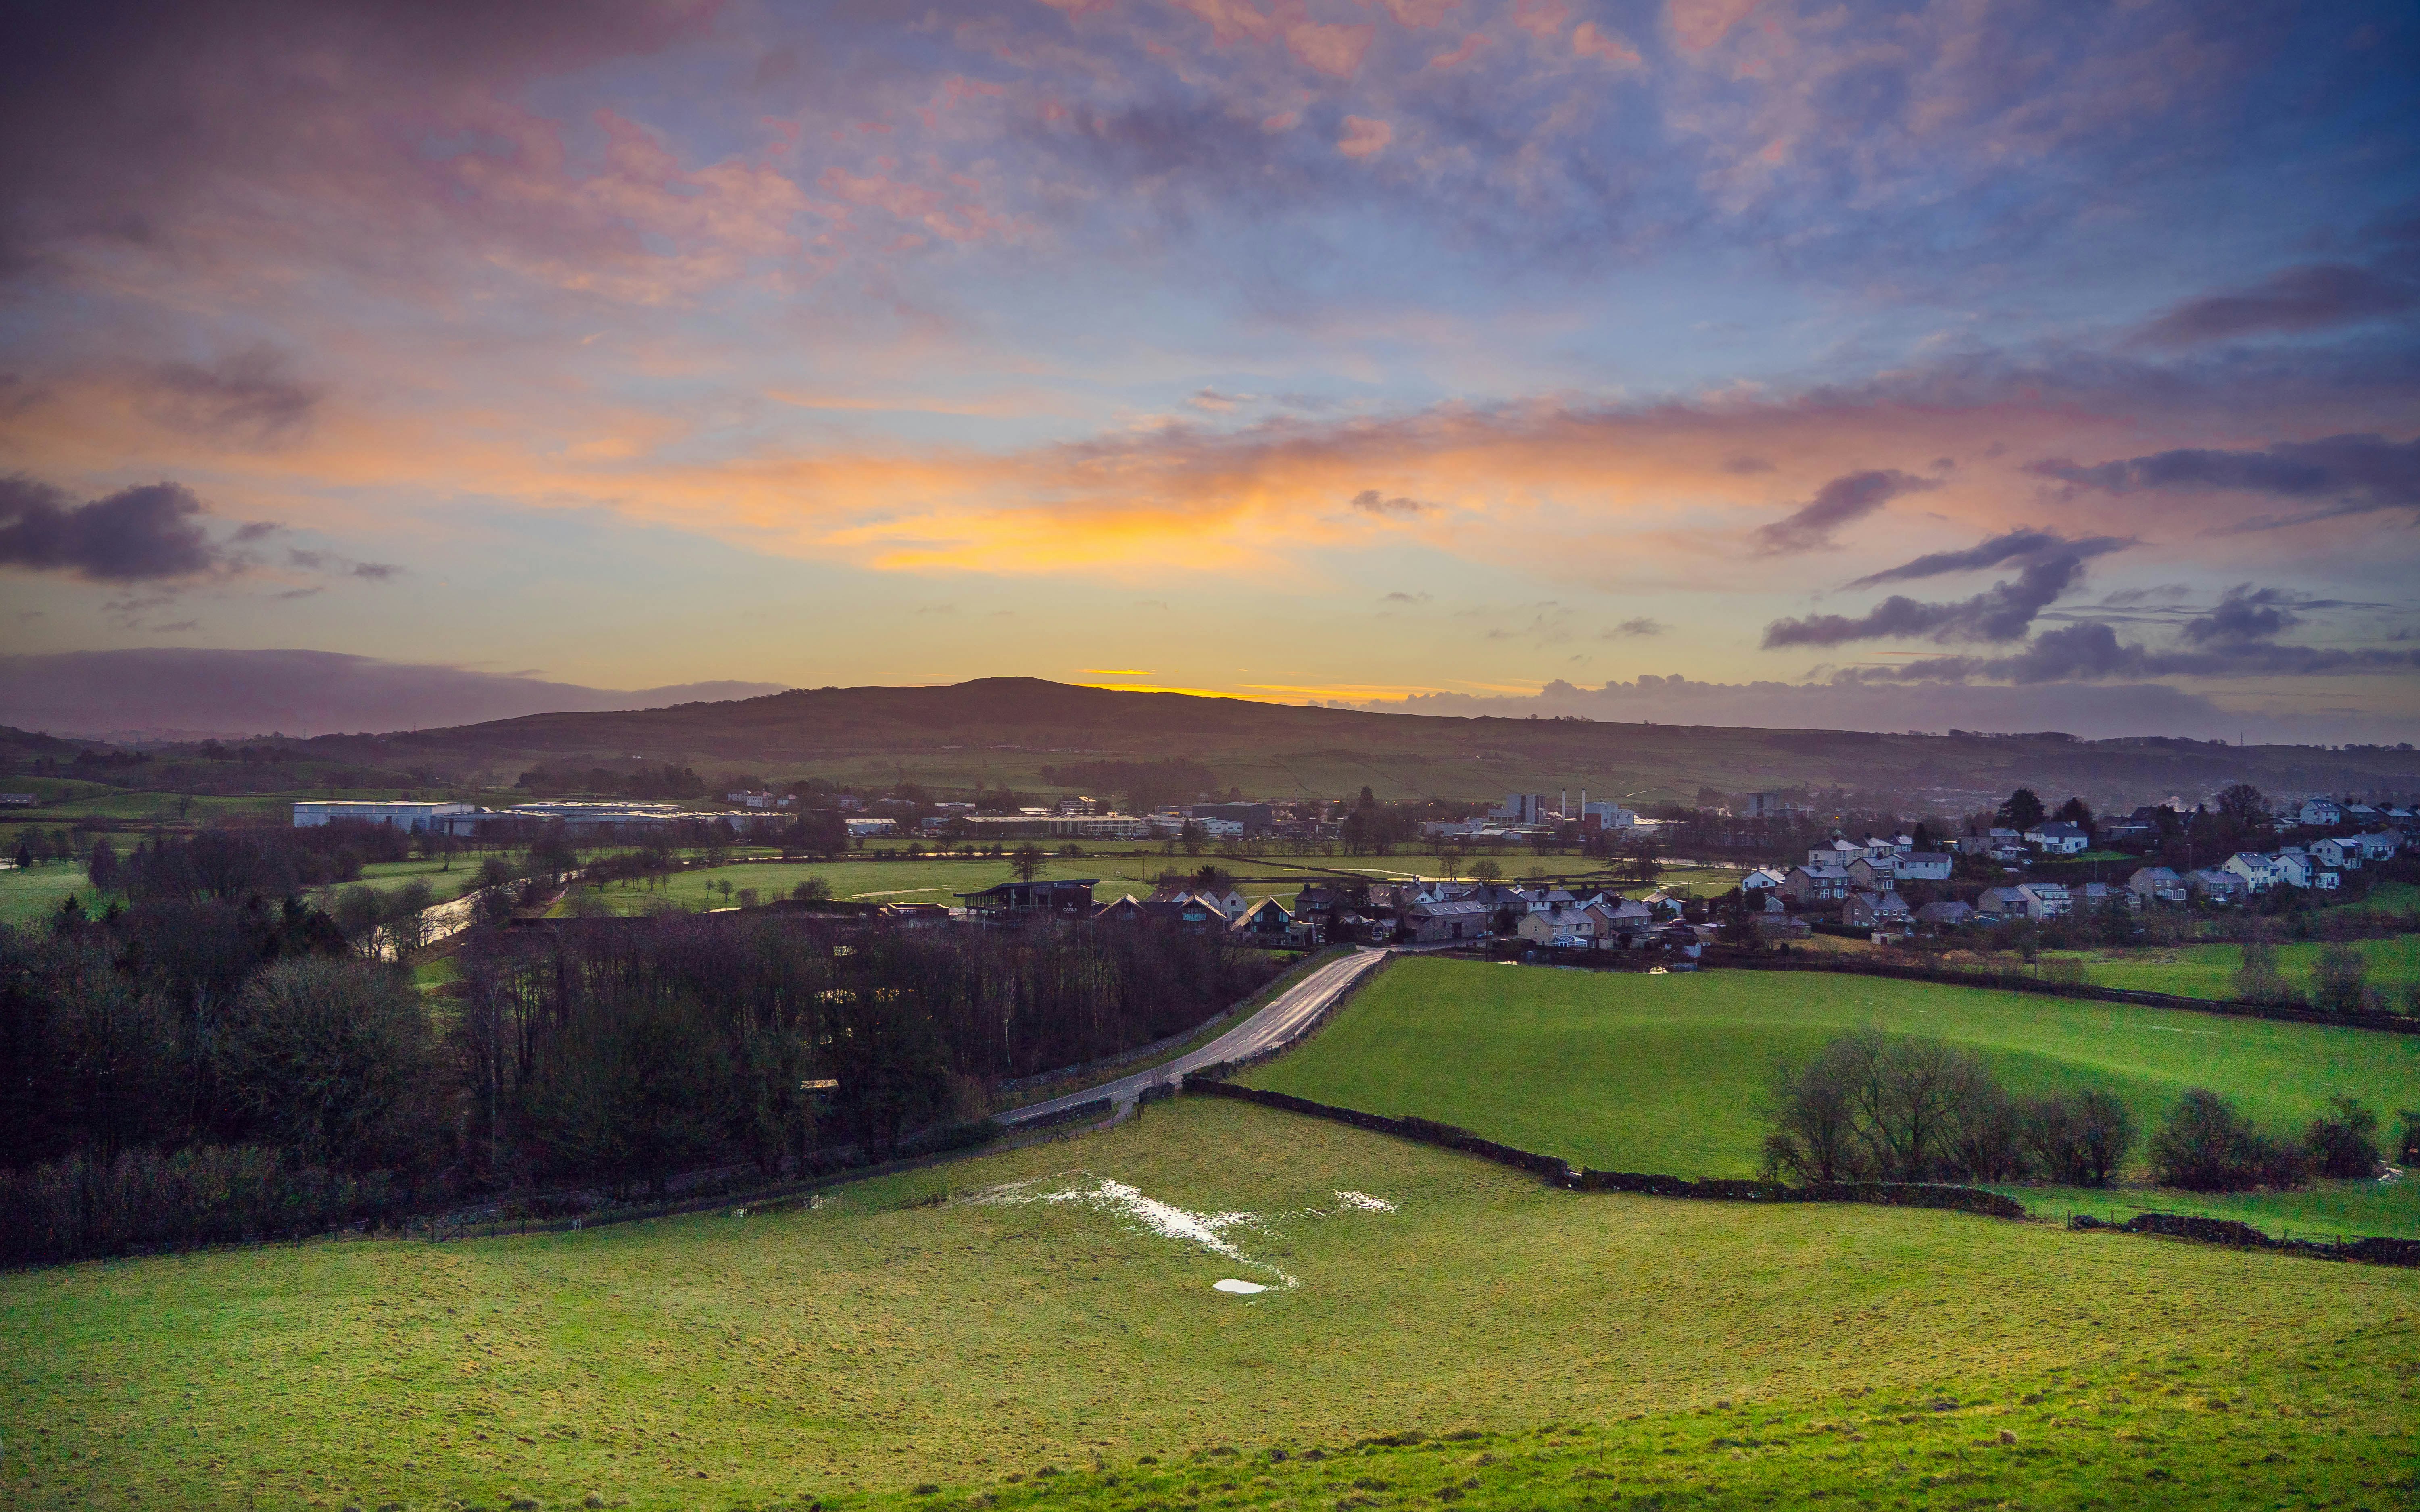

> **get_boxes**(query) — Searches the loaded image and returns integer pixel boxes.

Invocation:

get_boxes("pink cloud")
[1364,0,1462,25]
[1338,115,1394,158]
[1667,0,1760,52]
[1573,23,1642,66]
[1511,0,1573,40]
[1262,110,1302,131]
[1170,0,1279,46]
[1287,21,1376,76]
[1427,33,1488,69]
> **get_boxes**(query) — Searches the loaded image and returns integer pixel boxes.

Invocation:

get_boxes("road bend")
[994,946,1392,1126]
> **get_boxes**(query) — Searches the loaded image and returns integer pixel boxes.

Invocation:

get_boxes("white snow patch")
[968,1173,1298,1287]
[1333,1190,1396,1212]
[1213,1279,1267,1295]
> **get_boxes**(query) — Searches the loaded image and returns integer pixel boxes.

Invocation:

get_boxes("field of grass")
[2040,935,2420,1004]
[308,856,489,908]
[5,1097,2415,1511]
[1240,958,2420,1236]
[0,864,117,926]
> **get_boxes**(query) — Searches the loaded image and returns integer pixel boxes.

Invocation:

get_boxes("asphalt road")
[995,946,1392,1125]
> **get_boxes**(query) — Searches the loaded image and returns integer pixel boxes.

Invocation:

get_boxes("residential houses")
[2023,820,2091,854]
[1844,855,1897,891]
[1842,890,1912,931]
[2272,853,2340,891]
[2128,866,2188,905]
[2221,852,2278,893]
[1782,864,1853,904]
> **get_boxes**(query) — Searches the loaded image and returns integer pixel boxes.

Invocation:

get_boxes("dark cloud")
[2129,264,2419,349]
[1850,620,2418,684]
[1762,553,2091,648]
[1605,617,1663,637]
[1846,528,2130,588]
[0,475,218,580]
[1753,469,1938,554]
[2026,433,2420,528]
[1381,591,1430,604]
[1722,454,1775,474]
[350,561,402,581]
[1350,489,1430,517]
[142,347,321,444]
[290,545,403,583]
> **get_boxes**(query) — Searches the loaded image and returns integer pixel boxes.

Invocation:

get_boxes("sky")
[2,0,2418,742]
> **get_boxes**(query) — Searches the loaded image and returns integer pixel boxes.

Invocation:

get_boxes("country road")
[995,946,1392,1126]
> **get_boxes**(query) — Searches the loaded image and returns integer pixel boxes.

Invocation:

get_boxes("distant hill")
[0,649,784,741]
[355,677,2420,810]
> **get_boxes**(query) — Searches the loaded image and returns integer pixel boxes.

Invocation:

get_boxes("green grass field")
[2042,935,2420,1004]
[0,864,118,926]
[1240,958,2420,1237]
[4,1098,2413,1511]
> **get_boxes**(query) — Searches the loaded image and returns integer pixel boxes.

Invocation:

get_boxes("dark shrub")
[2021,1088,2136,1187]
[2148,1088,2305,1191]
[2307,943,2372,1015]
[2305,1096,2382,1179]
[214,957,440,1171]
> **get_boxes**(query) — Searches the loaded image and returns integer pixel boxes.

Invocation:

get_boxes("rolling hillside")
[318,678,2420,809]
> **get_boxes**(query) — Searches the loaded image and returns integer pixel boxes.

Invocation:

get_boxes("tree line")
[1761,1030,2408,1191]
[1,828,1283,1263]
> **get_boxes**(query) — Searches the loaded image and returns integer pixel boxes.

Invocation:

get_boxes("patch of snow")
[968,1173,1297,1287]
[1213,1279,1266,1294]
[1333,1190,1396,1212]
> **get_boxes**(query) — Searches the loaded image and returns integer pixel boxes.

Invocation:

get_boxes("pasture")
[0,864,115,926]
[4,1098,2413,1511]
[1239,958,2420,1236]
[2039,934,2420,1005]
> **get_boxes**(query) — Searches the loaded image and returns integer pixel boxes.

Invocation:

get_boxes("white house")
[2185,868,2245,903]
[1740,866,1789,895]
[2354,831,2403,860]
[2222,852,2278,892]
[1894,851,1953,882]
[2273,853,2340,891]
[2310,837,2361,871]
[2298,798,2345,827]
[2024,821,2090,854]
[1807,839,1863,868]
[2017,881,2073,918]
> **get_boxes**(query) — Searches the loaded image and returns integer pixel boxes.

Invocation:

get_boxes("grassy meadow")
[5,1097,2415,1511]
[1239,958,2420,1237]
[2039,934,2420,1004]
[0,863,117,926]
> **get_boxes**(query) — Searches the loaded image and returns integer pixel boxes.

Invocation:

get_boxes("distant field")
[1240,958,2420,1236]
[2040,935,2420,1004]
[0,865,116,926]
[4,1098,2413,1511]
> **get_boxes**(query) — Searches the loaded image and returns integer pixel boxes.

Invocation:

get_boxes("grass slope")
[1239,958,2420,1236]
[2042,934,2420,1004]
[5,1099,2416,1511]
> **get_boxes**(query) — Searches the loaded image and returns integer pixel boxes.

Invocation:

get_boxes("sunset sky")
[3,0,2417,740]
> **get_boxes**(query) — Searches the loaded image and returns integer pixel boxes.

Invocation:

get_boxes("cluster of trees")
[1761,1031,2404,1192]
[514,762,708,799]
[453,914,1281,1195]
[89,822,428,905]
[3,859,1283,1260]
[2234,933,2408,1014]
[10,827,83,868]
[1761,1031,2134,1185]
